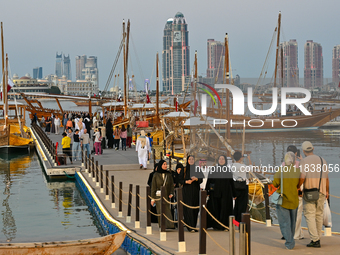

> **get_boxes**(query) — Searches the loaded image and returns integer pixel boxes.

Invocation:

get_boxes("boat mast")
[1,22,5,107]
[273,12,281,88]
[123,20,126,116]
[156,52,159,119]
[125,20,130,117]
[5,54,8,125]
[194,50,197,116]
[224,33,231,142]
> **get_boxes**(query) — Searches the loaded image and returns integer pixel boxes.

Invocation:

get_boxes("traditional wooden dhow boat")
[0,23,33,154]
[0,231,126,255]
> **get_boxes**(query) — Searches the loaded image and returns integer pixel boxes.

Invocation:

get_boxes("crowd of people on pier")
[147,141,330,251]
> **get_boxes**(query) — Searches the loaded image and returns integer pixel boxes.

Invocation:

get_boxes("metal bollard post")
[146,186,152,235]
[135,185,140,228]
[229,215,235,255]
[127,184,133,223]
[239,222,246,255]
[85,153,88,173]
[95,161,99,186]
[100,165,104,193]
[169,155,172,172]
[198,190,207,255]
[264,184,271,227]
[81,145,84,167]
[177,187,185,252]
[242,213,251,255]
[153,148,156,168]
[88,156,92,178]
[160,186,166,241]
[92,157,95,182]
[105,170,109,200]
[118,182,123,217]
[111,176,115,208]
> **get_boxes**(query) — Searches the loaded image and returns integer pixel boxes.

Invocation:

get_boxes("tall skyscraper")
[162,12,190,94]
[75,55,87,80]
[55,52,63,78]
[206,39,225,84]
[63,54,71,80]
[33,67,43,79]
[278,39,299,87]
[332,45,340,86]
[304,40,323,88]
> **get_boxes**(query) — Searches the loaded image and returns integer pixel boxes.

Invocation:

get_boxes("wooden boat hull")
[0,125,33,154]
[0,231,126,255]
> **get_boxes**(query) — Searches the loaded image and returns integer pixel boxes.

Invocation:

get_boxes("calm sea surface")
[0,150,104,243]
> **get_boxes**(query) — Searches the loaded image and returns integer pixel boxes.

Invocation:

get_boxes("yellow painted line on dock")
[77,172,130,233]
[29,127,47,161]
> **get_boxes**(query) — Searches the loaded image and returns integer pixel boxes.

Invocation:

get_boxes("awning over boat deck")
[21,93,98,100]
[183,116,216,127]
[102,102,125,107]
[0,101,24,106]
[162,111,190,118]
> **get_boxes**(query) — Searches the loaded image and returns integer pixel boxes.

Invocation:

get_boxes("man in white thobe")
[136,130,150,169]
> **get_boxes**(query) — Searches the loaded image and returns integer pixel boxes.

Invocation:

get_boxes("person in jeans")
[94,128,102,155]
[81,129,90,158]
[73,129,81,161]
[273,151,301,250]
[120,125,127,151]
[126,124,132,148]
[113,126,121,150]
[298,141,329,248]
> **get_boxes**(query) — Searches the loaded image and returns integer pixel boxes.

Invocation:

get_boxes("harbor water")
[0,150,105,243]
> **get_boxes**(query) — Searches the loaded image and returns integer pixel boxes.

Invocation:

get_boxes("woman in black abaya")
[147,163,158,223]
[182,155,203,232]
[106,118,114,148]
[205,155,235,230]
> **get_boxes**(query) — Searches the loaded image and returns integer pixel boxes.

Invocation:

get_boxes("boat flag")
[0,78,13,100]
[145,79,151,103]
[175,96,179,112]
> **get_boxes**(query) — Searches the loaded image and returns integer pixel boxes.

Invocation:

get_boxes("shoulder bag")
[156,174,168,197]
[271,169,283,205]
[303,156,323,202]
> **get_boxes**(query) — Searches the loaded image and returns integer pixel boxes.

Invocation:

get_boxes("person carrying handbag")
[298,141,329,248]
[273,151,301,250]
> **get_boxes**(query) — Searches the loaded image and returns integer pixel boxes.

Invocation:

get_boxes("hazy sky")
[1,0,339,90]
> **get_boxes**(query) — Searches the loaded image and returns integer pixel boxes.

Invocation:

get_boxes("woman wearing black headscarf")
[147,163,158,223]
[182,155,203,232]
[173,163,185,188]
[106,118,114,148]
[151,160,175,229]
[206,155,235,230]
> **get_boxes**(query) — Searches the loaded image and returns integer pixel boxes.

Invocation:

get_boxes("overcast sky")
[1,0,339,90]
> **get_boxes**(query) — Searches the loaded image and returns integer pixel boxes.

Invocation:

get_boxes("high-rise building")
[63,54,71,80]
[162,12,190,94]
[304,40,323,88]
[278,39,299,87]
[207,39,225,84]
[332,45,340,86]
[33,67,43,79]
[75,55,87,80]
[55,52,63,78]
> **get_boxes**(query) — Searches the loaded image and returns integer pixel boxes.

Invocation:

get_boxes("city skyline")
[1,0,340,90]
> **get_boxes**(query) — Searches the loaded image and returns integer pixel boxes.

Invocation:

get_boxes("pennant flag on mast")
[0,78,13,100]
[145,79,151,103]
[175,95,179,112]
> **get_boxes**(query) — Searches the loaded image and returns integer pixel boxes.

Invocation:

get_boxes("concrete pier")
[38,130,340,254]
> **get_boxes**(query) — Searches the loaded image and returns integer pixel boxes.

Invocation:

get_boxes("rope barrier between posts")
[203,205,229,230]
[203,228,229,253]
[180,200,200,209]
